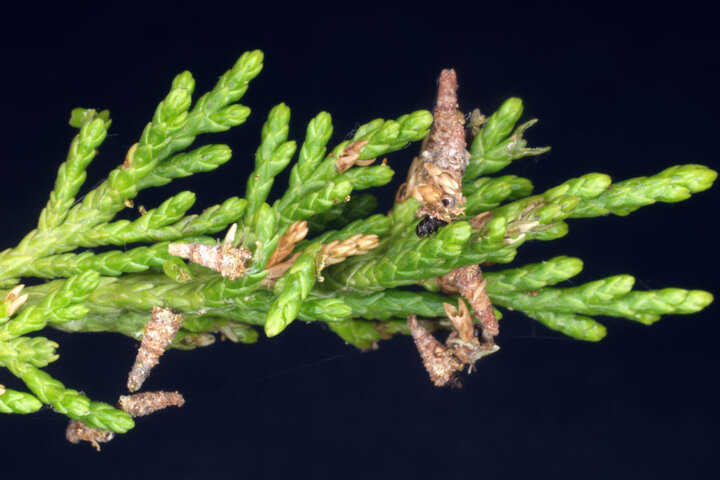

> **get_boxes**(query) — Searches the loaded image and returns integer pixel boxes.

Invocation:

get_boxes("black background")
[1,1,718,479]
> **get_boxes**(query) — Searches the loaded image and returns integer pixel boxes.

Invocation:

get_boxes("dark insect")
[416,216,448,237]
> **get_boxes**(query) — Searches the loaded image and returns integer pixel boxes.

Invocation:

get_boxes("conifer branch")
[0,51,713,443]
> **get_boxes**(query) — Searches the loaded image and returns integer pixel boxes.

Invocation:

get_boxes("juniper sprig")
[0,50,714,447]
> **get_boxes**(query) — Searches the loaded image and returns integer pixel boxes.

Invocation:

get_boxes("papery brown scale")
[336,139,371,174]
[443,300,475,343]
[267,220,308,268]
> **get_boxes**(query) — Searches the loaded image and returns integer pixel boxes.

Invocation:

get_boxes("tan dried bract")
[413,163,466,222]
[443,299,474,343]
[169,224,252,280]
[320,234,380,268]
[262,252,301,287]
[0,384,5,396]
[503,204,542,245]
[395,156,425,204]
[3,284,28,316]
[267,220,308,268]
[127,306,184,392]
[335,139,375,174]
[123,142,139,169]
[118,391,185,417]
[65,420,115,451]
[425,164,462,197]
[411,184,443,205]
[469,211,493,230]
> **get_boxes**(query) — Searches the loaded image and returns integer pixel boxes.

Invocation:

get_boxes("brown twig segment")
[407,315,463,387]
[127,307,184,392]
[168,223,252,280]
[65,420,115,451]
[267,220,308,268]
[118,391,185,417]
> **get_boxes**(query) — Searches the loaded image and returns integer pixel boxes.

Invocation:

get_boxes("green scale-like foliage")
[0,51,714,437]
